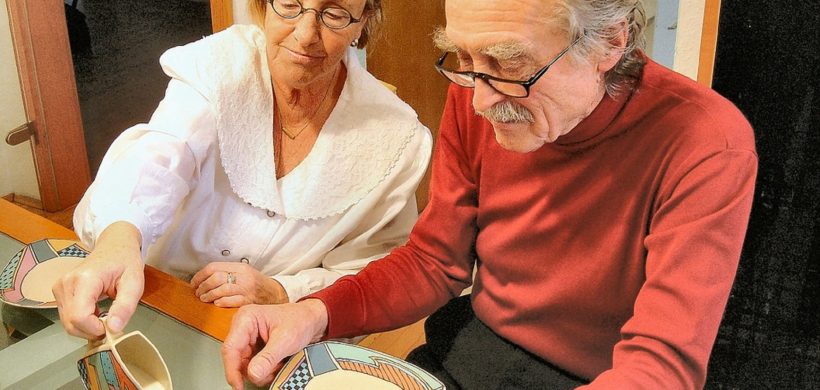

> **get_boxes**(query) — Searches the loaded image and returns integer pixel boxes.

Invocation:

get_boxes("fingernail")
[107,316,123,332]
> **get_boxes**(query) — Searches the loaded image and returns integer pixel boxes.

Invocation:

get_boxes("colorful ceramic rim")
[271,341,445,390]
[0,238,89,308]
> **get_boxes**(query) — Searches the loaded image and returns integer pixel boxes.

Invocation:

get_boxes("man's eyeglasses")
[435,37,582,98]
[268,0,362,30]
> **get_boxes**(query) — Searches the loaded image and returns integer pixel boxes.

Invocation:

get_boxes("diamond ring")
[226,272,237,285]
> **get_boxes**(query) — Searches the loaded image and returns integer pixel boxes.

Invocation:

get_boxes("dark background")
[68,0,212,174]
[706,1,820,388]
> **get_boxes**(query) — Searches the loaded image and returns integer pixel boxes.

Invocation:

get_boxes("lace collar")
[213,25,419,220]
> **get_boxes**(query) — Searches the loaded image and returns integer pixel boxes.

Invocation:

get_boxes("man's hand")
[52,222,144,339]
[191,262,289,307]
[221,299,329,389]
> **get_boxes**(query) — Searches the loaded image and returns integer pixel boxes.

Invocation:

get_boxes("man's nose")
[472,79,507,115]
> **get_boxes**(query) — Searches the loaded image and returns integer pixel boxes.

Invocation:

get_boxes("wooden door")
[365,2,448,210]
[5,0,90,212]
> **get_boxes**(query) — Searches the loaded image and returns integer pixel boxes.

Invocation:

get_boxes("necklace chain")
[276,69,337,140]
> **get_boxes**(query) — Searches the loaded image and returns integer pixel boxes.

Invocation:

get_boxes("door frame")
[697,0,721,86]
[210,0,233,33]
[6,0,90,212]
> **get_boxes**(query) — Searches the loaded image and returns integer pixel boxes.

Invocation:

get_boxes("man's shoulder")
[635,61,755,153]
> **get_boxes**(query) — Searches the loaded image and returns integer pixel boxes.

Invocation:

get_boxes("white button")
[267,210,275,217]
[221,249,231,256]
[240,258,249,264]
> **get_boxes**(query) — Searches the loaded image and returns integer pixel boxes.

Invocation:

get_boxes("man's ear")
[596,20,629,73]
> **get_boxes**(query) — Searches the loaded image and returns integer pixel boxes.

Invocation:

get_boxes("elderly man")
[222,0,757,388]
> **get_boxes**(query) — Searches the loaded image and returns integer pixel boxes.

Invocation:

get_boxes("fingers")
[190,264,214,289]
[214,295,247,308]
[221,303,328,388]
[247,346,283,386]
[198,278,239,303]
[191,262,241,289]
[53,274,106,339]
[195,271,230,297]
[222,308,261,390]
[106,268,144,333]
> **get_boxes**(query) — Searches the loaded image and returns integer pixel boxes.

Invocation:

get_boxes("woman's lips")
[283,47,325,63]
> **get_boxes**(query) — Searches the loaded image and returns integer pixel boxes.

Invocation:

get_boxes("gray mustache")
[477,100,534,124]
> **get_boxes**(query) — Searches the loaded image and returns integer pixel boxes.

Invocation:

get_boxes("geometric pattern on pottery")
[273,342,445,390]
[338,357,428,390]
[0,238,89,306]
[57,244,89,258]
[77,350,133,390]
[280,358,310,390]
[0,249,22,290]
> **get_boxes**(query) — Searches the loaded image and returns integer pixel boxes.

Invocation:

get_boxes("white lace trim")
[206,25,418,220]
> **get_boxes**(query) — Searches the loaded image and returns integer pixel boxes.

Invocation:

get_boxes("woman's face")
[264,0,368,89]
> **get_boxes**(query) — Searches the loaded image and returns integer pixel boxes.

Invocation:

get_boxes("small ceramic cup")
[76,314,173,390]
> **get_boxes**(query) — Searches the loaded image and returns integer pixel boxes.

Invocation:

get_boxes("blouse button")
[221,249,231,256]
[240,257,249,264]
[266,210,275,217]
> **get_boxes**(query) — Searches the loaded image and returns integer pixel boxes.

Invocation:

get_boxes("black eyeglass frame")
[435,37,583,98]
[267,0,363,30]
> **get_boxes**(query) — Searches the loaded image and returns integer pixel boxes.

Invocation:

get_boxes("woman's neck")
[272,65,342,115]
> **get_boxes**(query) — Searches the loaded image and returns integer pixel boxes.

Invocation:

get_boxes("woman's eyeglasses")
[268,0,362,30]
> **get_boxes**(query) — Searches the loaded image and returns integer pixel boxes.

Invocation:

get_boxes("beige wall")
[674,0,706,80]
[0,0,39,199]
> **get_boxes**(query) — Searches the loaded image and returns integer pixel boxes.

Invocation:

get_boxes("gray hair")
[249,0,383,49]
[555,0,647,96]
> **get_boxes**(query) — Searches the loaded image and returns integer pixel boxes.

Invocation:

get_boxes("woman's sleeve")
[73,78,213,256]
[273,122,434,302]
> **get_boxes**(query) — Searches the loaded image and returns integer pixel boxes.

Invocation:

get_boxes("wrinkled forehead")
[443,0,564,53]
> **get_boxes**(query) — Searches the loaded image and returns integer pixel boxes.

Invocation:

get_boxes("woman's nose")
[293,10,322,44]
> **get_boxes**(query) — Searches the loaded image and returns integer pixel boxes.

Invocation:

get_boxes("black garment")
[406,295,589,390]
[64,0,91,55]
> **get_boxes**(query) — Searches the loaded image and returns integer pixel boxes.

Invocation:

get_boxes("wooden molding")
[210,0,234,33]
[6,0,90,212]
[697,0,722,87]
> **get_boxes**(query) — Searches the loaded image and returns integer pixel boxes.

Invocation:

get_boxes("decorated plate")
[0,238,89,308]
[271,341,446,390]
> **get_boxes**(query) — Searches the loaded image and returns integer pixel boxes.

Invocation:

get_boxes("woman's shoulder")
[158,25,267,96]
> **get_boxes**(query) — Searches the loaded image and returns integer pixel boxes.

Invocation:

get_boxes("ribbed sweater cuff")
[301,277,365,340]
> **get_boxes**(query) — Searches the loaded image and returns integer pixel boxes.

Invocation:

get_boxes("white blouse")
[73,25,433,302]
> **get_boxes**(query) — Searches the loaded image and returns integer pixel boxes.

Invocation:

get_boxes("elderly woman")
[53,0,432,339]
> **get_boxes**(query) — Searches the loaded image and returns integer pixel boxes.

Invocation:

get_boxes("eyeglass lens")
[271,0,354,29]
[437,54,529,97]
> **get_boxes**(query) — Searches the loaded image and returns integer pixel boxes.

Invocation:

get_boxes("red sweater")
[310,59,757,388]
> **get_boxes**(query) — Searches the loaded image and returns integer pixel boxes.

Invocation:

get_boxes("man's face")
[443,0,611,153]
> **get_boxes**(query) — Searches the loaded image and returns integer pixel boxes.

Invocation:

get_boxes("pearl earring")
[350,39,359,47]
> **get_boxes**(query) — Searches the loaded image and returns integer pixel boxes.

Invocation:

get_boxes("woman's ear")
[596,20,629,73]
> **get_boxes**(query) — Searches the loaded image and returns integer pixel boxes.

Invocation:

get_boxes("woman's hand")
[191,262,288,307]
[221,299,329,389]
[52,222,144,339]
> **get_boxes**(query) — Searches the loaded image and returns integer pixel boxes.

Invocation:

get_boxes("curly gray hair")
[248,0,383,49]
[555,0,647,96]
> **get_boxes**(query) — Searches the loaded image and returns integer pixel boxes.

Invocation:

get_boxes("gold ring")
[226,272,236,284]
